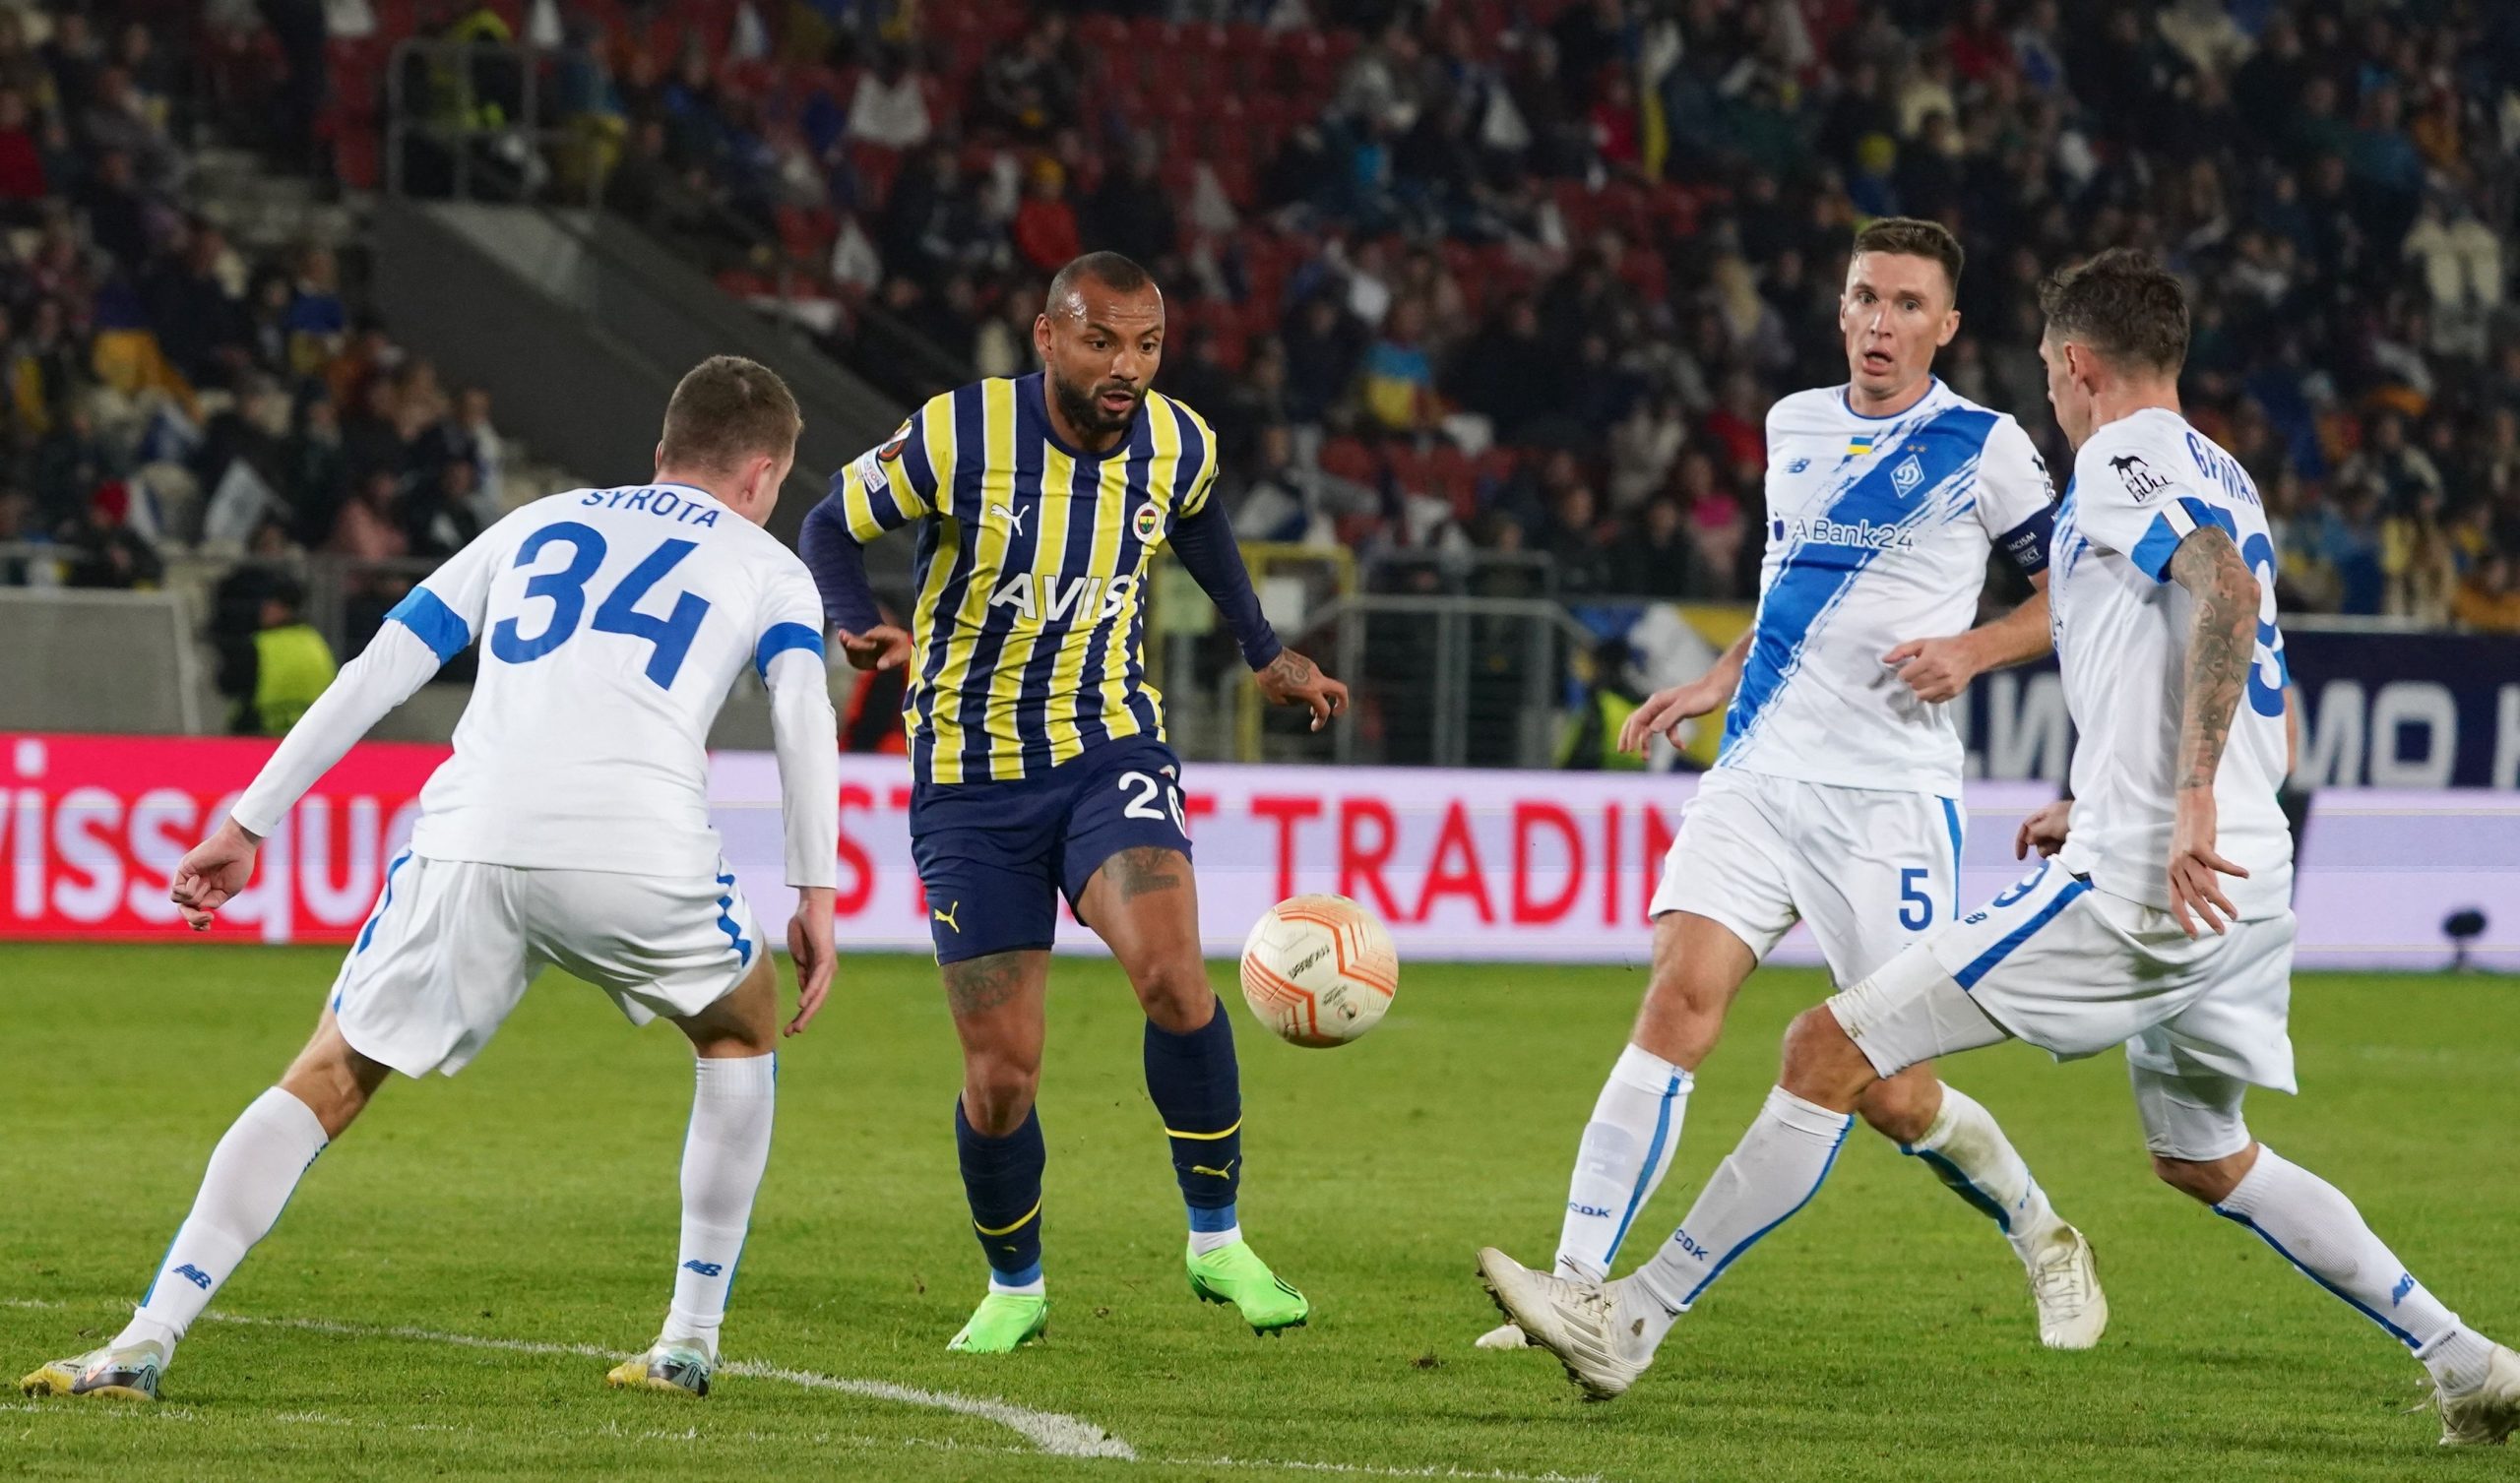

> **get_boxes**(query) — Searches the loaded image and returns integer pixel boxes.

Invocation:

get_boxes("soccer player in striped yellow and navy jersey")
[799,252,1347,1354]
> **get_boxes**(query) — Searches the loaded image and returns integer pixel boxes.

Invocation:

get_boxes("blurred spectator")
[2453,554,2520,634]
[1607,496,1712,599]
[0,88,44,211]
[1359,301,1436,435]
[1011,157,1081,275]
[213,524,337,735]
[845,45,931,152]
[1084,133,1176,269]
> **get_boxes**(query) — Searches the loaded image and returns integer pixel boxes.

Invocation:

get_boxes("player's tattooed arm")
[2167,526,2257,794]
[2163,525,2258,937]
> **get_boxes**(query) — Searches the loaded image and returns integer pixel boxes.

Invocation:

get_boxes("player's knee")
[1857,1074,1939,1145]
[1637,960,1729,1062]
[962,1054,1040,1137]
[2150,1148,2251,1205]
[1129,959,1216,1034]
[1778,1005,1872,1108]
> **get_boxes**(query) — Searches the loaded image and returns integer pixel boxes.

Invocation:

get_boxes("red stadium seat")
[1383,442,1432,497]
[1318,436,1381,486]
[1078,14,1129,52]
[1428,444,1479,518]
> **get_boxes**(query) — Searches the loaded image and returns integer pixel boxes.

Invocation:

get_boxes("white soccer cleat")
[2435,1342,2520,1448]
[1474,1322,1532,1350]
[2026,1226,2108,1350]
[1476,1247,1654,1399]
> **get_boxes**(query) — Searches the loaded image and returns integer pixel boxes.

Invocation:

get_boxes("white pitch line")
[6,1298,1606,1481]
[3,1297,1130,1460]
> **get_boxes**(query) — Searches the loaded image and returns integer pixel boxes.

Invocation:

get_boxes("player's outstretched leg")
[941,950,1053,1353]
[22,1014,383,1402]
[1861,1069,2107,1349]
[610,955,780,1398]
[1487,944,2009,1399]
[1089,845,1307,1335]
[2136,1063,2520,1447]
[1478,912,1744,1350]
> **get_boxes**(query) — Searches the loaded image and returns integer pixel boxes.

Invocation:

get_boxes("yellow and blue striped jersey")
[826,372,1222,784]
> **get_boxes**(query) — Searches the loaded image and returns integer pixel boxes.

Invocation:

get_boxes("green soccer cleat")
[1187,1239,1310,1334]
[947,1292,1048,1353]
[20,1340,166,1402]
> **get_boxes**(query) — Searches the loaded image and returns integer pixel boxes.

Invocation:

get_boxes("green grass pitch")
[3,944,2515,1481]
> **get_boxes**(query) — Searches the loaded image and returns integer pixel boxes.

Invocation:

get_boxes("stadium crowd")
[0,1,509,619]
[496,0,2520,629]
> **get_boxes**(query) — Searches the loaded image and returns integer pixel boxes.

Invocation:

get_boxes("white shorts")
[1828,857,2298,1161]
[1649,769,1965,982]
[327,850,766,1079]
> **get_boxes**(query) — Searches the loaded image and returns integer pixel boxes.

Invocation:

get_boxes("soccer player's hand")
[1883,633,1984,704]
[171,818,263,931]
[1619,673,1731,754]
[2014,799,2072,860]
[2167,787,2248,939]
[837,625,913,672]
[1256,649,1349,731]
[785,888,837,1036]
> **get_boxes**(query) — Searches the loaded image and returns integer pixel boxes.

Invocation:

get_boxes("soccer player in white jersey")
[1480,250,2520,1444]
[1478,217,2104,1354]
[20,357,844,1405]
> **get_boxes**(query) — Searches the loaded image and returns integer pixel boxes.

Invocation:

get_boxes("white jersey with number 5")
[379,482,828,878]
[2048,407,2293,917]
[1718,379,2056,794]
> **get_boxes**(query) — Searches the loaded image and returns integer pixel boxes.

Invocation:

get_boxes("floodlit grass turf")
[4,944,2516,1482]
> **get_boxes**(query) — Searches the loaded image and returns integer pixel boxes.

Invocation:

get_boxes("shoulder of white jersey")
[1763,385,1857,432]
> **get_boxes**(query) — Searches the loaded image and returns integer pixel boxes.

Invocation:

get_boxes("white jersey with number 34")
[392,483,828,878]
[2048,407,2294,917]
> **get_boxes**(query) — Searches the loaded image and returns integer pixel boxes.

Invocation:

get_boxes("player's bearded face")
[1041,290,1164,440]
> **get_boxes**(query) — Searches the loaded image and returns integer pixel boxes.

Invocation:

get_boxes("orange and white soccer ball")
[1237,895,1399,1047]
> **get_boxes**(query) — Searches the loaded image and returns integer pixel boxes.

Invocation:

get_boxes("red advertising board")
[0,733,447,943]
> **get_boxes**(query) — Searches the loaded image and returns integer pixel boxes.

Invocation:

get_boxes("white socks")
[1899,1084,2067,1262]
[665,1053,777,1359]
[2214,1144,2496,1395]
[118,1087,330,1354]
[1631,1085,1852,1345]
[1188,1223,1243,1259]
[1554,1044,1692,1283]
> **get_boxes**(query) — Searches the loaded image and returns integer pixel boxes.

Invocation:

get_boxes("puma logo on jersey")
[933,901,962,934]
[987,502,1028,535]
[987,572,1139,623]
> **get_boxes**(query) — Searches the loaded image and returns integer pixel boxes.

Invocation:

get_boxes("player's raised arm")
[1163,433,1348,730]
[177,518,517,930]
[800,408,947,672]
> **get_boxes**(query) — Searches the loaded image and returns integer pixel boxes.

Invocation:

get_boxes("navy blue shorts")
[909,736,1193,963]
